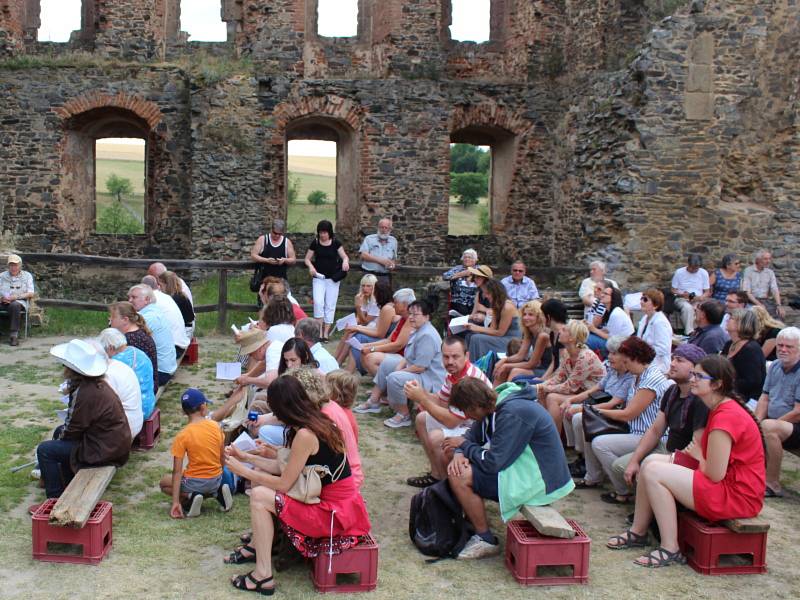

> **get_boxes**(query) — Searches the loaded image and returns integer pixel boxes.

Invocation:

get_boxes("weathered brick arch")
[450,102,533,137]
[55,91,163,130]
[270,95,367,237]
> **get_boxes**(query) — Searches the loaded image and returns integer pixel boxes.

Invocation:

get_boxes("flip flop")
[573,478,601,489]
[601,492,633,505]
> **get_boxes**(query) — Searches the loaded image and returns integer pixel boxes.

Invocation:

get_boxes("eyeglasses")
[689,371,715,381]
[408,311,424,317]
[640,297,650,303]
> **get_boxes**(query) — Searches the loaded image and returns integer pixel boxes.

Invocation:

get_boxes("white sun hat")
[50,339,108,377]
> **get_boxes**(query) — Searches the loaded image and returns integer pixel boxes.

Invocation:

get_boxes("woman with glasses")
[722,309,766,402]
[708,254,742,302]
[606,355,765,568]
[636,289,673,374]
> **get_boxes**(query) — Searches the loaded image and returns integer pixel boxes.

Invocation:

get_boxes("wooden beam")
[217,268,228,332]
[520,505,576,539]
[50,466,116,528]
[720,517,770,534]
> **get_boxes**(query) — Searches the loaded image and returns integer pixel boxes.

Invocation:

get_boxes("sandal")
[406,473,440,488]
[634,546,687,568]
[240,531,252,544]
[765,486,784,498]
[606,529,649,550]
[573,478,601,489]
[231,572,275,596]
[601,492,633,505]
[225,545,257,565]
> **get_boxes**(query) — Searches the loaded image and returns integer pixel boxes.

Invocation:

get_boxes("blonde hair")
[284,366,326,407]
[565,319,589,347]
[752,305,784,332]
[157,270,183,296]
[519,300,545,342]
[326,369,360,409]
[358,274,377,304]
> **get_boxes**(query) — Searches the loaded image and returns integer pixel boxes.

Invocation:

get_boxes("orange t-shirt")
[171,419,223,479]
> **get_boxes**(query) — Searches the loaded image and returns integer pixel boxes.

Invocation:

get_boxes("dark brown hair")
[449,377,497,414]
[263,294,295,327]
[617,336,656,365]
[643,288,664,311]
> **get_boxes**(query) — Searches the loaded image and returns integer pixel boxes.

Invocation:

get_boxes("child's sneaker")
[216,483,233,512]
[184,492,204,517]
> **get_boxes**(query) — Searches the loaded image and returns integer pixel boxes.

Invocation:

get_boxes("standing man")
[250,219,296,289]
[0,254,35,346]
[359,217,397,287]
[743,249,784,319]
[671,254,710,334]
[501,260,539,308]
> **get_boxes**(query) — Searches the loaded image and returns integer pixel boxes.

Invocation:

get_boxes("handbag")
[586,390,613,405]
[582,402,629,442]
[277,447,347,505]
[330,269,348,283]
[249,266,265,293]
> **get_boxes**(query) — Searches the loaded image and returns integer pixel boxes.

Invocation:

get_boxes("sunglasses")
[689,371,715,381]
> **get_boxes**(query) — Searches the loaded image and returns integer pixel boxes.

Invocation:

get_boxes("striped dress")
[626,364,673,436]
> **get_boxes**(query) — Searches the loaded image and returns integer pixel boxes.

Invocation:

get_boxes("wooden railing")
[19,252,586,330]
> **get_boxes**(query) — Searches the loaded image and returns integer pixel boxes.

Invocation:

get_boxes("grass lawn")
[289,171,336,203]
[96,159,146,195]
[448,197,488,236]
[286,202,337,234]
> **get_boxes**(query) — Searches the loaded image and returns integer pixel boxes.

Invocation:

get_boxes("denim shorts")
[181,475,222,495]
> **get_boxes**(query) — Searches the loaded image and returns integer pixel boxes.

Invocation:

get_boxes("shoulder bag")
[582,402,629,443]
[277,447,347,505]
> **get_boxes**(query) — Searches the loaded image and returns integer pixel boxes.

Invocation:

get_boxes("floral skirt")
[275,477,371,558]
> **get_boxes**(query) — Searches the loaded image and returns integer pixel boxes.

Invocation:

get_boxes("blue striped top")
[626,364,673,436]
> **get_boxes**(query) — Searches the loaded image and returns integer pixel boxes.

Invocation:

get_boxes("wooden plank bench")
[50,466,117,528]
[719,516,770,534]
[520,505,576,539]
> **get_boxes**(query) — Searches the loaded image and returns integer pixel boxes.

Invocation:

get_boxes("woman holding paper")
[304,220,350,342]
[335,280,397,367]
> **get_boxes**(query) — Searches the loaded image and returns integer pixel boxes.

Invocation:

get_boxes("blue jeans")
[586,333,608,357]
[37,439,78,498]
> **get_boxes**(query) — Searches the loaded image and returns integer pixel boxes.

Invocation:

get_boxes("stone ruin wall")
[0,0,798,299]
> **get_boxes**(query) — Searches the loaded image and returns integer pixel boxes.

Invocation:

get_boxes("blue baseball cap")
[181,388,212,410]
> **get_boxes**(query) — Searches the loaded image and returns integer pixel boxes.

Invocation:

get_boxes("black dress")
[309,239,342,278]
[723,339,767,401]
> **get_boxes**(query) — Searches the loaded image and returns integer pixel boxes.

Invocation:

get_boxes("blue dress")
[711,269,742,301]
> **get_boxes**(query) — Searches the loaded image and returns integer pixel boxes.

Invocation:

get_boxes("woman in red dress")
[224,375,371,594]
[606,355,765,567]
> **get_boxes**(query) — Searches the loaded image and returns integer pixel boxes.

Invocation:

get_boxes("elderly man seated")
[141,275,190,356]
[671,254,710,334]
[295,317,338,373]
[443,378,574,559]
[501,260,540,308]
[757,327,800,497]
[578,261,618,320]
[128,284,177,387]
[742,249,784,319]
[0,254,35,346]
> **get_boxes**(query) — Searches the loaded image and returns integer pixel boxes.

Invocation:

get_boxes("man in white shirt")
[142,275,190,352]
[670,254,710,334]
[295,318,339,374]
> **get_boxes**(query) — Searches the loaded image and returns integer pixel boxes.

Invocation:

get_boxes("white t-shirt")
[265,324,296,371]
[104,360,144,438]
[311,343,340,374]
[671,267,709,296]
[154,289,190,348]
[606,307,635,337]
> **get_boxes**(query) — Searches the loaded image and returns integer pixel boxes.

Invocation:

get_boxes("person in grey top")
[381,299,446,429]
[742,249,784,319]
[0,254,35,346]
[359,217,398,286]
[758,327,800,497]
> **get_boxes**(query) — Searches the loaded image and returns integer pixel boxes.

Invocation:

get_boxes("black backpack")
[408,479,474,559]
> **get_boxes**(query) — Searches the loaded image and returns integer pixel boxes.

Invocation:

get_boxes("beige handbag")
[277,447,346,505]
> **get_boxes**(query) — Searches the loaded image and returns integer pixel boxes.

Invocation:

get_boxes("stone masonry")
[0,0,798,299]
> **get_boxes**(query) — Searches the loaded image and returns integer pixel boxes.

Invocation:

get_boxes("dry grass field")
[1,335,799,599]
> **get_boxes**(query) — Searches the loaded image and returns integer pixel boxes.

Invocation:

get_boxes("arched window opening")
[317,0,358,38]
[38,0,82,42]
[449,0,490,43]
[95,138,146,234]
[449,125,516,236]
[181,0,227,42]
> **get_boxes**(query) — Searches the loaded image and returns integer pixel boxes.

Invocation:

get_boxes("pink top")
[322,401,364,489]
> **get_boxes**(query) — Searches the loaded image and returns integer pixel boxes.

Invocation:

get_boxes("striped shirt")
[626,364,673,436]
[440,361,491,420]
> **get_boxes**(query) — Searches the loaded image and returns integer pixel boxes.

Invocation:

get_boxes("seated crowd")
[28,245,799,590]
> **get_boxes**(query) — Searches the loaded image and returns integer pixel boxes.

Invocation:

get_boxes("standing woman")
[708,254,742,302]
[636,289,673,374]
[464,278,522,358]
[607,355,765,568]
[305,220,350,341]
[722,309,766,402]
[493,300,552,384]
[224,375,371,595]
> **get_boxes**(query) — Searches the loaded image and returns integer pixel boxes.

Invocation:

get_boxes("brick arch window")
[450,124,516,235]
[285,117,359,235]
[61,106,158,237]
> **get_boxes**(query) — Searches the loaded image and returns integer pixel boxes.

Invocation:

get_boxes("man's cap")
[239,328,268,355]
[181,388,212,410]
[467,265,493,279]
[672,343,706,365]
[7,254,21,265]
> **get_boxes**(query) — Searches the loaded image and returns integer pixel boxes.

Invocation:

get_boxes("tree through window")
[286,140,338,234]
[95,138,146,234]
[448,143,490,235]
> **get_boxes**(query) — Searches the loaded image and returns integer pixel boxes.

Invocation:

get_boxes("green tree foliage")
[450,144,490,174]
[97,203,143,235]
[106,173,134,202]
[287,174,300,204]
[478,206,490,235]
[450,172,488,207]
[307,190,328,205]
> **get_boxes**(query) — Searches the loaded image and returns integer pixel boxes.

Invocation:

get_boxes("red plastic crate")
[505,519,590,586]
[134,407,161,450]
[182,337,199,365]
[32,499,113,565]
[310,535,378,593]
[678,512,767,575]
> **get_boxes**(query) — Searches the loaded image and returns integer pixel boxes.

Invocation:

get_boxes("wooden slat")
[50,466,116,528]
[720,517,770,534]
[520,505,576,539]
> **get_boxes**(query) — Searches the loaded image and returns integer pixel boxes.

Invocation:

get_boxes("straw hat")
[239,328,268,355]
[467,265,493,279]
[50,339,108,377]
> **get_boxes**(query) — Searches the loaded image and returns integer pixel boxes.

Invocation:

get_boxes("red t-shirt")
[692,400,765,521]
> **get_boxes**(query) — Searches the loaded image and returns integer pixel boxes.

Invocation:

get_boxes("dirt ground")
[1,335,798,600]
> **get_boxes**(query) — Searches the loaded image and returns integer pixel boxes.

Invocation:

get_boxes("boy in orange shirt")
[159,388,233,518]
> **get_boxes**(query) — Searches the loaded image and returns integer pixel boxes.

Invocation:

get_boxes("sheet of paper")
[347,336,364,351]
[336,313,358,331]
[233,431,257,452]
[448,315,470,334]
[216,362,242,380]
[366,304,381,317]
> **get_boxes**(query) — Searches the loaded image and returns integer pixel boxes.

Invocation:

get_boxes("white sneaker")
[457,534,500,560]
[185,493,203,518]
[383,413,412,428]
[354,401,382,414]
[216,483,233,512]
[30,468,41,480]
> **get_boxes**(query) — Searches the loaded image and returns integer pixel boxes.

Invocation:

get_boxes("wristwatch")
[370,346,376,353]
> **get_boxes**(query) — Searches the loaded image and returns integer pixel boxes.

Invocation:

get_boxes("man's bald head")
[148,262,167,277]
[141,275,159,290]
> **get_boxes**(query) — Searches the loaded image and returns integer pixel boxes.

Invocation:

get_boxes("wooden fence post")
[218,268,228,332]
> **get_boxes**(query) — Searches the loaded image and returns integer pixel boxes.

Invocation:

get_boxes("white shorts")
[425,412,471,437]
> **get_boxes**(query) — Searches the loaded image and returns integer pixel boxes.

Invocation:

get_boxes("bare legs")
[415,412,446,480]
[448,464,488,533]
[762,419,793,493]
[233,486,277,591]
